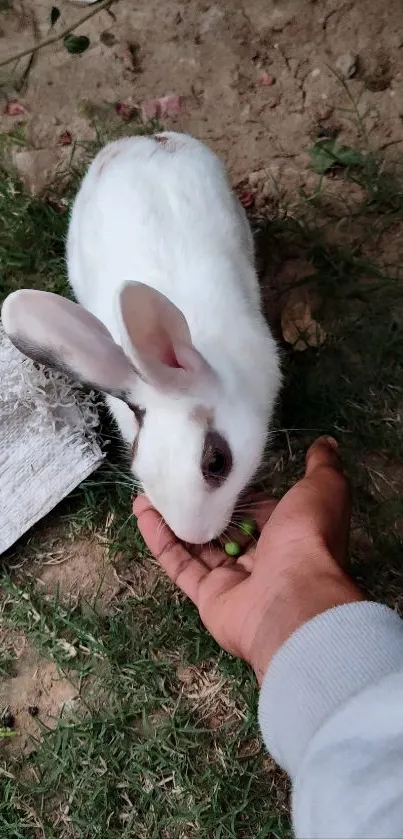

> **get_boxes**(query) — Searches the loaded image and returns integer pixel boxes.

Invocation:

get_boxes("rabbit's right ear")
[117,282,217,395]
[1,290,138,403]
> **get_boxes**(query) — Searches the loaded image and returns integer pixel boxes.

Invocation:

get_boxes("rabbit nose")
[171,522,219,546]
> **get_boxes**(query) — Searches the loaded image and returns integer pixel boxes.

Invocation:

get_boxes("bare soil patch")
[0,1,403,193]
[0,627,77,754]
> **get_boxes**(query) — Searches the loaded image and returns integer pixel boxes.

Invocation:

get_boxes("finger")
[296,436,350,562]
[259,435,352,567]
[135,500,209,604]
[246,498,278,531]
[198,543,233,569]
[237,552,255,573]
[305,437,350,516]
[135,497,234,570]
[133,494,149,516]
[235,493,278,530]
[306,436,342,476]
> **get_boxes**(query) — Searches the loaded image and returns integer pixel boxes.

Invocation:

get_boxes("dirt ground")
[0,625,78,754]
[1,0,403,755]
[1,0,403,194]
[0,533,116,751]
[0,522,168,751]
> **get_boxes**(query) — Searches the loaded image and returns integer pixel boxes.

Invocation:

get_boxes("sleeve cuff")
[258,601,403,777]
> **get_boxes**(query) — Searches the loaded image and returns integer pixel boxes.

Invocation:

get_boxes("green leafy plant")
[63,34,90,54]
[309,138,364,174]
[0,727,17,740]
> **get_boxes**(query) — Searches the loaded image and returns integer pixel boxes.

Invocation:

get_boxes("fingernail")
[322,435,339,450]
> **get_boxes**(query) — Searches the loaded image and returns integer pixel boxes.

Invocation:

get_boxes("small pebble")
[335,52,358,80]
[225,541,241,557]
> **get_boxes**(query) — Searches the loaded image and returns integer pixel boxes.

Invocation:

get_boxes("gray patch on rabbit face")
[129,404,146,427]
[130,405,146,462]
[191,404,214,426]
[201,428,233,489]
[191,406,232,489]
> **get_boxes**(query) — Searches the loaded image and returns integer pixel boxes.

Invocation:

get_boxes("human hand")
[133,438,363,684]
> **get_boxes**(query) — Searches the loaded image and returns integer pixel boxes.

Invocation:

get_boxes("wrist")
[249,562,363,684]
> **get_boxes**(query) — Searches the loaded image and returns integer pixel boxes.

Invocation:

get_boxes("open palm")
[134,438,360,681]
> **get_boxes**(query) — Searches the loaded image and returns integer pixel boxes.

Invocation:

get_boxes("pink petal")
[257,71,275,87]
[4,100,26,116]
[140,94,183,121]
[115,100,137,121]
[238,190,255,209]
[158,95,182,117]
[59,130,72,146]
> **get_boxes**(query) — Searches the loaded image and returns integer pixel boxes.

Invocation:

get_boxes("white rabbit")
[2,132,281,544]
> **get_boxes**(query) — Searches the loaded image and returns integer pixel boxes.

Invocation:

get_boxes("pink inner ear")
[119,282,192,368]
[162,346,185,369]
[119,282,217,394]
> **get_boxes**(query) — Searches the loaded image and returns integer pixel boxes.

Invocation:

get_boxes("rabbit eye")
[208,450,227,474]
[202,430,232,488]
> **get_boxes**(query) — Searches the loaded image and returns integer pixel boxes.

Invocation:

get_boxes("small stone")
[335,53,358,80]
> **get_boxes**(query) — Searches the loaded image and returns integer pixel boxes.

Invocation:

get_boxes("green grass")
[1,577,288,838]
[0,119,403,837]
[255,147,403,604]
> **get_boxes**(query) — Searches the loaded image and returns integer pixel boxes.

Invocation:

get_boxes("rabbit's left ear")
[118,281,217,394]
[1,289,139,403]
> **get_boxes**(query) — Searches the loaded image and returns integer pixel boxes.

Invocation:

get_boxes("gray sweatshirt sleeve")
[258,602,403,838]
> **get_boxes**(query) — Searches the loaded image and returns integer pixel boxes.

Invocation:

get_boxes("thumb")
[304,436,351,563]
[259,436,351,567]
[305,435,342,476]
[304,436,349,513]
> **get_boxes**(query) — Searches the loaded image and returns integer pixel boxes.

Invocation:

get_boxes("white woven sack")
[0,323,104,554]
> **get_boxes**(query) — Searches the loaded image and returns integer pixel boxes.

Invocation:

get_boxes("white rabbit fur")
[2,132,281,544]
